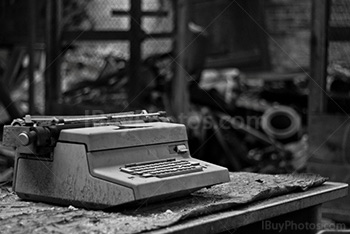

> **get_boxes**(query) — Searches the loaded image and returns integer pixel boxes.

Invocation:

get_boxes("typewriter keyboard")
[120,158,203,178]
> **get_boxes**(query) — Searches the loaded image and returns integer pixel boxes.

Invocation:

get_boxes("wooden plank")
[308,0,330,114]
[147,182,348,234]
[0,172,343,233]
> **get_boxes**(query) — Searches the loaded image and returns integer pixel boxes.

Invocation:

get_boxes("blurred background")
[0,0,350,224]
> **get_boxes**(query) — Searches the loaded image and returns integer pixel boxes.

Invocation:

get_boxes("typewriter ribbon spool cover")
[3,111,230,209]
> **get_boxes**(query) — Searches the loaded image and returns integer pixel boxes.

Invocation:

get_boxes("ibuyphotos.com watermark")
[84,109,263,130]
[262,220,346,233]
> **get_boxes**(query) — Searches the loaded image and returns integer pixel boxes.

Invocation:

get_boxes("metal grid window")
[61,0,175,111]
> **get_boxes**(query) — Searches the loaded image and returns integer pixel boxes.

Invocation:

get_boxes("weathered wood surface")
[0,172,327,234]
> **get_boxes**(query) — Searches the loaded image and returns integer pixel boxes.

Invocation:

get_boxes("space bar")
[155,166,203,178]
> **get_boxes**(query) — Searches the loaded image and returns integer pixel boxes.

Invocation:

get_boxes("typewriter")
[3,111,230,209]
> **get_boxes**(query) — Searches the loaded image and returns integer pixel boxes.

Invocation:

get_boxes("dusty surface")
[0,172,327,234]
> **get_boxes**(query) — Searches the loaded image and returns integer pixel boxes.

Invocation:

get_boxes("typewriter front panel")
[88,141,230,201]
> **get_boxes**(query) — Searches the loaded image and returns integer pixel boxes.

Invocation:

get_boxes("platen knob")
[18,131,37,146]
[18,132,30,146]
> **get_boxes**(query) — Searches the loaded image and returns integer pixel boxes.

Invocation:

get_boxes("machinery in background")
[186,68,308,173]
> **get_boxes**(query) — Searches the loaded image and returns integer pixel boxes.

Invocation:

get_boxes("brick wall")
[264,0,312,72]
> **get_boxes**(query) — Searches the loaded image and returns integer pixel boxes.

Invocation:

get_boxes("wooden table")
[147,182,348,234]
[0,174,347,233]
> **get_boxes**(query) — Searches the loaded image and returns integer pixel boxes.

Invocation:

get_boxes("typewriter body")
[3,111,230,209]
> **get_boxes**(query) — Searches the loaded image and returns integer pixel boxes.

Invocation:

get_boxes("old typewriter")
[2,111,230,209]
